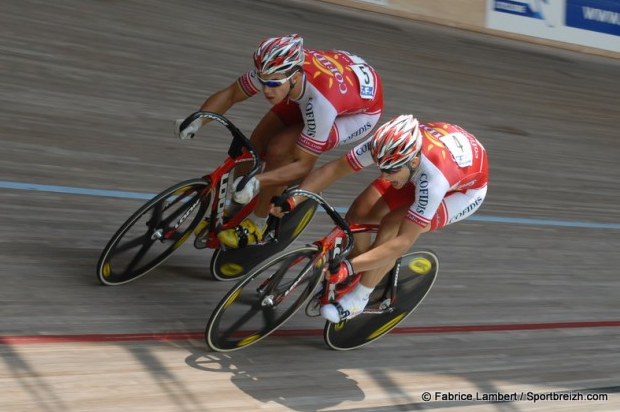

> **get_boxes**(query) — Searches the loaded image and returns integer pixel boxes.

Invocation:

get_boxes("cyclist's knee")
[345,198,370,223]
[376,208,408,238]
[264,143,294,167]
[381,207,406,225]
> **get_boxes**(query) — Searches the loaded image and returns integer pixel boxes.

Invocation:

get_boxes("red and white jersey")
[237,48,383,154]
[346,122,489,228]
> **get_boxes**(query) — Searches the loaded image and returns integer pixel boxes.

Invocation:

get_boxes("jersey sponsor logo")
[406,209,430,227]
[238,72,260,96]
[355,140,371,156]
[415,173,429,214]
[448,195,483,224]
[299,134,324,154]
[305,98,316,138]
[343,121,372,144]
[420,123,447,141]
[420,123,452,161]
[306,50,350,95]
[456,180,477,191]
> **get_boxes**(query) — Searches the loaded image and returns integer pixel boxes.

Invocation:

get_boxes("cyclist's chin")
[265,95,285,105]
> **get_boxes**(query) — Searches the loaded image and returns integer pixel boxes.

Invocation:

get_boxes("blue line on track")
[2,180,620,230]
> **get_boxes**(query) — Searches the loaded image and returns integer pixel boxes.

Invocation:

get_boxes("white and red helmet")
[253,34,304,75]
[371,115,422,170]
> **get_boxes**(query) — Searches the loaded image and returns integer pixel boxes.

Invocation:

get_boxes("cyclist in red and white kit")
[272,115,489,322]
[174,34,383,248]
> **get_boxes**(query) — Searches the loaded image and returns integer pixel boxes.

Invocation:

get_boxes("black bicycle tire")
[96,178,211,285]
[206,245,322,352]
[209,195,319,281]
[323,249,439,350]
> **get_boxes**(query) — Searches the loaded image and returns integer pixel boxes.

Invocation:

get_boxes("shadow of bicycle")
[184,339,365,412]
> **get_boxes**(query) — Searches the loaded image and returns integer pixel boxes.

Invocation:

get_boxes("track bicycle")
[206,189,439,351]
[96,111,318,285]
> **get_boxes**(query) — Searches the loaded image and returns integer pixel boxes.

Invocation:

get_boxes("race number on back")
[440,132,473,167]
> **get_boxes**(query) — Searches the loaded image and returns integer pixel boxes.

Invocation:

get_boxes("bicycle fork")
[256,253,317,308]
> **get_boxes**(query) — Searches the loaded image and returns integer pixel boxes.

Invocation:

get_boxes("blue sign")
[566,0,620,37]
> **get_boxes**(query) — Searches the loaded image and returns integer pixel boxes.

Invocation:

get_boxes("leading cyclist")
[174,34,383,248]
[272,115,489,323]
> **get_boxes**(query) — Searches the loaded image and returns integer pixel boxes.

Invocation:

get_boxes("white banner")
[486,0,620,54]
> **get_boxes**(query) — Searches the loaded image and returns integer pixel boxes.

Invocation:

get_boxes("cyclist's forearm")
[296,157,354,203]
[198,91,234,120]
[197,83,245,124]
[258,160,311,187]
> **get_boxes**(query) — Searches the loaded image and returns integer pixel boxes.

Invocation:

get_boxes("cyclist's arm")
[298,154,356,195]
[197,81,249,124]
[350,219,425,272]
[279,154,356,207]
[268,154,355,215]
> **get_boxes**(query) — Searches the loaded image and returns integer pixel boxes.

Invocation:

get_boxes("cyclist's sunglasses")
[257,71,296,88]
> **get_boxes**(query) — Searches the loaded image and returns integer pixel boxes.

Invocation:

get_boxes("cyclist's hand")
[232,176,260,204]
[174,118,202,140]
[325,258,353,284]
[269,195,295,217]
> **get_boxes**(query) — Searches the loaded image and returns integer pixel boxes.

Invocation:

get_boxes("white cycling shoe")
[320,292,369,323]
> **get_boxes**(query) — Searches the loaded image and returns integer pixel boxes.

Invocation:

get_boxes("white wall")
[314,0,620,59]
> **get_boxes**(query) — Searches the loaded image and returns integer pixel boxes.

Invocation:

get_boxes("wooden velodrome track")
[1,0,619,411]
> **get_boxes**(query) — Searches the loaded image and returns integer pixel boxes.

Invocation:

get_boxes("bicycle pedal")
[378,299,392,311]
[193,219,210,249]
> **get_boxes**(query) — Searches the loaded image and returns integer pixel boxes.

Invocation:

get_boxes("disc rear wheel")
[324,250,439,350]
[209,189,318,281]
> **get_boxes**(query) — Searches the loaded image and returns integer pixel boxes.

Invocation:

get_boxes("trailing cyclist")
[174,34,384,248]
[272,115,489,323]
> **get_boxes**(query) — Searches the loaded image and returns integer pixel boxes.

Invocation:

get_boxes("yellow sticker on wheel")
[220,263,244,277]
[366,313,405,340]
[408,257,432,275]
[237,334,261,347]
[292,207,316,239]
[223,289,241,309]
[102,263,111,278]
[173,186,192,195]
[173,230,193,249]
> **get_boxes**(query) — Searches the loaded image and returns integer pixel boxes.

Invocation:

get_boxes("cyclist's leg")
[248,101,302,218]
[428,185,488,231]
[360,184,487,285]
[347,178,414,258]
[345,183,389,257]
[328,111,382,149]
[233,110,286,178]
[360,204,428,287]
[252,122,304,217]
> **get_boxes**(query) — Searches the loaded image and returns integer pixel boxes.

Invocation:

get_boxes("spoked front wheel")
[96,179,212,285]
[324,250,439,350]
[206,245,323,352]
